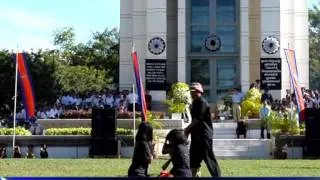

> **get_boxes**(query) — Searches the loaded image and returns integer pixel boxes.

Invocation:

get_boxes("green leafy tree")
[52,27,119,85]
[0,50,15,118]
[309,3,320,89]
[54,64,110,94]
[26,49,59,104]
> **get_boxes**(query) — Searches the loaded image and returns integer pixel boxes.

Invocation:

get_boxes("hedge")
[0,127,32,135]
[44,127,133,136]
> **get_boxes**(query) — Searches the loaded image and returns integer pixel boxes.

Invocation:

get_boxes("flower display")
[148,37,166,55]
[165,82,191,113]
[204,34,221,52]
[262,36,280,54]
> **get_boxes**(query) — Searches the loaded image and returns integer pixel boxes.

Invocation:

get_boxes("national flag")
[15,53,36,119]
[131,49,148,122]
[284,49,305,121]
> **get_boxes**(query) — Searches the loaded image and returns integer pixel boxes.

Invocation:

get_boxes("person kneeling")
[128,122,154,177]
[160,129,192,177]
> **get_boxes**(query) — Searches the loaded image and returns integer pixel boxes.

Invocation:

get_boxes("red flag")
[16,53,36,119]
[284,49,305,121]
[131,50,148,122]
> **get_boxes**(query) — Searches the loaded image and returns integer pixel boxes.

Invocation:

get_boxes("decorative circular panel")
[148,37,166,55]
[262,36,280,54]
[204,34,221,52]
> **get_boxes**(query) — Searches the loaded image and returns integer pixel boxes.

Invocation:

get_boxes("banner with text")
[145,59,166,90]
[260,58,282,90]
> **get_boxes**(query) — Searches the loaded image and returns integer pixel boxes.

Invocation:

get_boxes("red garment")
[159,170,172,177]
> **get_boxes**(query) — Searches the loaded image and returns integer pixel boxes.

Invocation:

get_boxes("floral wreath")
[148,37,166,55]
[204,34,221,52]
[262,36,280,54]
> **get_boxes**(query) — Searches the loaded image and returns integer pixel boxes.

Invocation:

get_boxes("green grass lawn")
[0,159,320,177]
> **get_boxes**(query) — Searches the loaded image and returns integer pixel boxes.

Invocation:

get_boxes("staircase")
[212,122,273,159]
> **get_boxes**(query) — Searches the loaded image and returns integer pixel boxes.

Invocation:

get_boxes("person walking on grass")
[184,82,221,177]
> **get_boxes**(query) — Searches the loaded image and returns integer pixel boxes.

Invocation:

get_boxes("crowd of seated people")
[13,88,145,120]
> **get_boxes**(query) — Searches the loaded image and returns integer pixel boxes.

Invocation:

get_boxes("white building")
[120,0,309,103]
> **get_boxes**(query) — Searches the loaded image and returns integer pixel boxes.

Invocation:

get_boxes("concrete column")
[260,0,294,99]
[249,0,261,84]
[293,0,309,89]
[146,0,167,101]
[119,0,134,90]
[177,0,186,83]
[240,0,250,92]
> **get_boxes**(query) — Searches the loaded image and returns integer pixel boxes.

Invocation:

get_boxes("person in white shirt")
[105,93,114,108]
[46,108,56,119]
[83,93,92,108]
[127,90,139,112]
[113,93,121,109]
[61,95,69,106]
[91,93,100,108]
[40,109,47,119]
[231,88,244,122]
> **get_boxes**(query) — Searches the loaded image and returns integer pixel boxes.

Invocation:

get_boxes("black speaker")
[91,108,117,139]
[304,108,320,157]
[305,108,320,140]
[89,137,121,157]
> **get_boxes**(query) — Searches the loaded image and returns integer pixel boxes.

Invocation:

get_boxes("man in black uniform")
[184,82,221,177]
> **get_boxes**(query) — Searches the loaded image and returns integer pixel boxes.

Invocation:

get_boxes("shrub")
[44,127,133,136]
[267,111,300,135]
[165,82,191,113]
[0,127,32,135]
[62,110,91,119]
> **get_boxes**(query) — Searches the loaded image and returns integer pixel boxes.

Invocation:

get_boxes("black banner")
[145,59,166,90]
[260,58,281,90]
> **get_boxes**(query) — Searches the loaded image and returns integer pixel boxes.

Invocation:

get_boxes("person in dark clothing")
[0,144,7,158]
[261,87,274,105]
[13,144,22,158]
[145,90,152,111]
[128,122,154,177]
[40,144,49,158]
[25,144,35,159]
[185,82,221,177]
[161,129,192,177]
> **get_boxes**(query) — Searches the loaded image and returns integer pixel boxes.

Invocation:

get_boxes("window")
[217,0,236,24]
[191,26,209,52]
[189,0,238,53]
[190,59,210,85]
[216,60,236,100]
[188,0,239,102]
[191,0,209,24]
[216,26,236,52]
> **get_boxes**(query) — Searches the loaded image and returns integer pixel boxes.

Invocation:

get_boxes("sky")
[0,0,120,51]
[0,0,318,51]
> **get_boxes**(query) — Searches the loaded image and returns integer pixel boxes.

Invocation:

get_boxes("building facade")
[120,0,309,102]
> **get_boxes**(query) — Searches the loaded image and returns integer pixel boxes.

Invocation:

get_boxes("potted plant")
[164,82,191,119]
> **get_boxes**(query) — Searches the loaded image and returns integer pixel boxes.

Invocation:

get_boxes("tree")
[309,3,320,89]
[0,50,15,118]
[52,27,120,85]
[26,49,59,104]
[54,64,110,94]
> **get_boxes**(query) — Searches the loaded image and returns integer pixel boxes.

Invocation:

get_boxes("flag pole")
[13,47,19,151]
[132,45,136,147]
[287,43,293,122]
[132,84,136,147]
